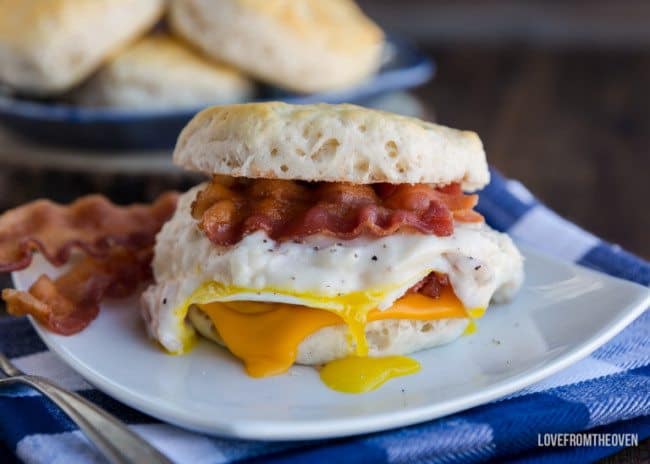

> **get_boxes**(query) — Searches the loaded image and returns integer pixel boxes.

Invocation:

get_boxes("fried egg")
[141,186,524,359]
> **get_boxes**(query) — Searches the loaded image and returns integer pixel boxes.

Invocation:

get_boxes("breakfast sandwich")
[0,0,164,95]
[168,0,384,93]
[141,102,524,393]
[73,35,255,110]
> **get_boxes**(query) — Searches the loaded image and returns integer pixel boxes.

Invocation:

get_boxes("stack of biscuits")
[0,0,385,110]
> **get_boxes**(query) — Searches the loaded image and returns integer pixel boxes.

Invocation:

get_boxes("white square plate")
[12,247,649,440]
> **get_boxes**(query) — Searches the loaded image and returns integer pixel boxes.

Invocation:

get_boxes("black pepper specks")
[263,239,268,243]
[382,244,387,249]
[474,265,482,271]
[354,253,359,258]
[313,246,319,251]
[162,298,167,305]
[371,255,378,261]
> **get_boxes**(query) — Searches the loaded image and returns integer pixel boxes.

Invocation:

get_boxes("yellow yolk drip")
[462,307,486,336]
[319,356,421,393]
[342,307,369,356]
[463,320,477,335]
[198,286,484,387]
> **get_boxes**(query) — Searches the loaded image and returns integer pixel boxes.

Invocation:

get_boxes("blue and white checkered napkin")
[1,169,648,464]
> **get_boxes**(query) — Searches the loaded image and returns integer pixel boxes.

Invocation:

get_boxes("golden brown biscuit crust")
[73,35,254,109]
[0,0,164,94]
[174,102,490,190]
[169,0,384,93]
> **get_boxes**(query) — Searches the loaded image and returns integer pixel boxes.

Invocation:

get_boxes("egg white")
[141,185,524,353]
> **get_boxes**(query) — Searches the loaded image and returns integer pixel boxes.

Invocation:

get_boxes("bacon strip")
[3,248,152,335]
[192,178,482,246]
[0,192,178,272]
[408,272,450,299]
[1,193,178,335]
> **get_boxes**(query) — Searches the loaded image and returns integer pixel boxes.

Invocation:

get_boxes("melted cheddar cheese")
[200,302,340,377]
[198,286,479,387]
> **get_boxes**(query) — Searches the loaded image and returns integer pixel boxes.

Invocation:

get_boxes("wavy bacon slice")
[3,248,152,335]
[192,178,482,246]
[1,193,178,335]
[0,192,178,272]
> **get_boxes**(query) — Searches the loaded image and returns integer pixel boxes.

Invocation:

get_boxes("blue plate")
[0,38,433,151]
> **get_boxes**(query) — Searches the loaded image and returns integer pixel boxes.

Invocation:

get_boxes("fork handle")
[8,375,172,464]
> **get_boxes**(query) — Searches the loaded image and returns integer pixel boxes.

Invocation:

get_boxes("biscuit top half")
[174,102,490,191]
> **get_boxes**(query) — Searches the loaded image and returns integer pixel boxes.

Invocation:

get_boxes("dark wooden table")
[416,46,650,259]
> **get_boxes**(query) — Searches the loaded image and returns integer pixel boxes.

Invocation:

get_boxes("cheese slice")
[198,287,474,378]
[200,302,340,377]
[368,287,467,321]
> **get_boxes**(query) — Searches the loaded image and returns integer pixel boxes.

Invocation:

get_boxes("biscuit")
[169,0,384,93]
[0,0,164,94]
[73,35,255,110]
[174,102,490,191]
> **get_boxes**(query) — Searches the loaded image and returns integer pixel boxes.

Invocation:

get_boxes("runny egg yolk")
[320,356,421,393]
[196,286,484,393]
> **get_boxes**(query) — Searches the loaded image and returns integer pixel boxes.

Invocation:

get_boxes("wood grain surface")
[416,47,650,259]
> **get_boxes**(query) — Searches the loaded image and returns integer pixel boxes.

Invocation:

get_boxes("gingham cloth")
[0,169,648,464]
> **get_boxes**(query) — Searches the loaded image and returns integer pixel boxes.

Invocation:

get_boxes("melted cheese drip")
[198,287,482,383]
[320,356,421,393]
[201,302,340,377]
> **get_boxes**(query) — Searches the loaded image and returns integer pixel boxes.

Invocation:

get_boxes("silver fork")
[0,352,173,464]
